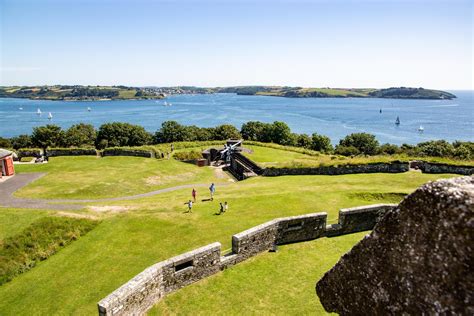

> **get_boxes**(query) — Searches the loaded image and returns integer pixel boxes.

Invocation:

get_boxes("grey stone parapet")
[98,204,396,315]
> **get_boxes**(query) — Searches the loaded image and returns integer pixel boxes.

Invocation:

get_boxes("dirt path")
[0,173,234,210]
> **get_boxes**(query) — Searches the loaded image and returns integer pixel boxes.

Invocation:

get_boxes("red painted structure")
[0,149,15,178]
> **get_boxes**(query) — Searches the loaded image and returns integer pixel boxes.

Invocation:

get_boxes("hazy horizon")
[1,0,473,89]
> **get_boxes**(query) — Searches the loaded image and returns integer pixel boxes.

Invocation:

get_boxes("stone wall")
[327,204,397,236]
[419,161,474,175]
[228,152,263,180]
[262,161,409,176]
[101,148,154,158]
[46,148,97,157]
[98,205,393,315]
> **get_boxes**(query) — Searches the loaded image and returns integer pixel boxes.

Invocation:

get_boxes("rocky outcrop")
[316,176,474,315]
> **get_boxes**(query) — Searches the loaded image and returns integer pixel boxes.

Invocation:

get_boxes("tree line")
[0,121,473,160]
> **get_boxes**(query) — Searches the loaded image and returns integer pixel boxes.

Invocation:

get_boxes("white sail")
[418,125,424,132]
[87,107,91,112]
[37,108,42,115]
[48,112,53,120]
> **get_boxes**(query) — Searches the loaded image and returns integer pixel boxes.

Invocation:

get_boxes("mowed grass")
[244,144,474,168]
[14,156,225,199]
[0,163,457,315]
[150,232,366,315]
[0,209,50,240]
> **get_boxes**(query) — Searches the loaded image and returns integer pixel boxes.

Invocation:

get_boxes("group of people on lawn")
[186,183,228,214]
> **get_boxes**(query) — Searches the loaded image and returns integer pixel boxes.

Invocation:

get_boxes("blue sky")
[0,0,472,89]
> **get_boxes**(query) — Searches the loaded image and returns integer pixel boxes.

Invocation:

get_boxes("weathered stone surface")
[420,161,474,175]
[316,176,474,315]
[276,212,327,244]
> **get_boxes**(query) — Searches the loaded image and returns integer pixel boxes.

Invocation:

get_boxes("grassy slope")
[243,144,474,168]
[14,156,226,199]
[0,164,456,314]
[0,209,50,240]
[150,232,366,315]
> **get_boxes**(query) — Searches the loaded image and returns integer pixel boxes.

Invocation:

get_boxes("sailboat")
[418,125,424,132]
[379,108,382,114]
[163,101,168,106]
[19,106,23,110]
[395,116,400,125]
[37,108,42,115]
[87,106,91,112]
[48,112,53,120]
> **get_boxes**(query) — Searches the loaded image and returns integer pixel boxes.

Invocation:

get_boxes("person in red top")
[192,188,197,202]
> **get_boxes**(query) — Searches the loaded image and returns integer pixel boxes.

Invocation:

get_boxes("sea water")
[0,91,472,144]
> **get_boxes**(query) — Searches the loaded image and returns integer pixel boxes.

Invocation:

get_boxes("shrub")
[415,140,454,157]
[0,137,12,148]
[339,133,379,155]
[241,121,267,141]
[10,134,32,149]
[31,124,66,149]
[311,133,333,153]
[334,145,360,156]
[378,143,401,155]
[173,150,203,161]
[64,123,96,147]
[212,124,241,140]
[96,122,152,149]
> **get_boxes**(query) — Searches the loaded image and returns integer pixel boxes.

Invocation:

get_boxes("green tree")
[241,121,266,141]
[296,133,312,148]
[415,140,454,157]
[96,122,152,149]
[269,121,292,145]
[31,125,66,150]
[378,143,400,155]
[311,133,333,153]
[10,134,32,149]
[334,145,360,156]
[64,123,96,147]
[0,137,12,148]
[154,121,190,143]
[339,133,379,155]
[213,124,241,140]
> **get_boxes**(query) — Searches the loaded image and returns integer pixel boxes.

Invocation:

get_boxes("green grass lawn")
[14,156,227,200]
[150,232,366,315]
[243,144,474,168]
[0,209,50,240]
[0,156,457,315]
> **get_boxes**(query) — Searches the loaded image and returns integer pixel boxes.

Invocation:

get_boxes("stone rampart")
[101,148,154,158]
[262,161,409,177]
[46,148,97,157]
[98,205,394,315]
[419,161,474,175]
[326,204,396,236]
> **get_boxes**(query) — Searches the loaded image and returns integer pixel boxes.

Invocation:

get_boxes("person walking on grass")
[192,188,197,202]
[209,183,216,201]
[224,201,228,212]
[219,202,224,215]
[186,200,193,213]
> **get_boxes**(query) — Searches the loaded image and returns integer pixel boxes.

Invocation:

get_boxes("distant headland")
[0,85,456,101]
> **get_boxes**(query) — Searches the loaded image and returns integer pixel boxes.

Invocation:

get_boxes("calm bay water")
[0,91,472,144]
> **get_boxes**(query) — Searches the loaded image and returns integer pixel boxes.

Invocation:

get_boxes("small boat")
[163,101,168,106]
[37,108,42,115]
[19,106,23,110]
[379,108,382,113]
[418,125,424,132]
[395,116,400,125]
[48,112,53,120]
[87,107,91,112]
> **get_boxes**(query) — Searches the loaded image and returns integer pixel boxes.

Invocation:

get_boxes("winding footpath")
[0,173,232,210]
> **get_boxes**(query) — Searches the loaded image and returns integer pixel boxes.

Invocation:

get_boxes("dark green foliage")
[31,125,65,149]
[378,143,401,155]
[241,121,267,141]
[414,140,454,157]
[0,137,12,148]
[296,134,312,149]
[334,145,360,156]
[154,121,191,143]
[338,133,379,155]
[311,133,333,153]
[173,150,203,161]
[64,123,96,147]
[212,124,241,140]
[0,216,98,285]
[96,122,152,149]
[368,87,456,99]
[10,134,32,150]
